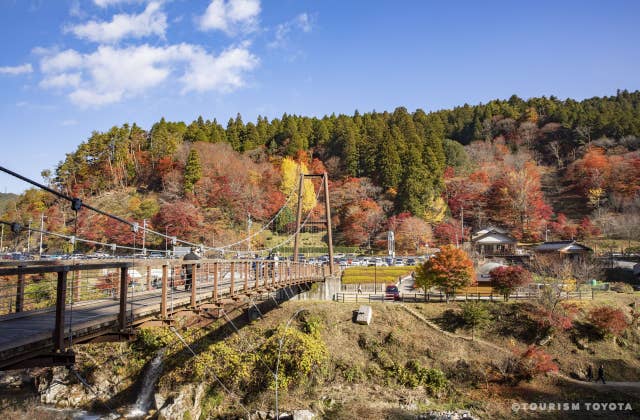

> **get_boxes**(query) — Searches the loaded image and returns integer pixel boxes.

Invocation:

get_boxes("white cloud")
[268,13,313,49]
[295,13,312,33]
[199,0,260,35]
[93,0,145,7]
[61,119,79,126]
[0,63,33,75]
[40,49,83,73]
[67,1,167,43]
[181,45,259,93]
[39,43,259,107]
[39,72,82,89]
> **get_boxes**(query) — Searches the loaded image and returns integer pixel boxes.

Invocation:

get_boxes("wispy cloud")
[198,0,261,36]
[93,0,146,7]
[268,13,313,49]
[38,43,259,107]
[0,63,33,75]
[66,1,167,44]
[61,119,79,126]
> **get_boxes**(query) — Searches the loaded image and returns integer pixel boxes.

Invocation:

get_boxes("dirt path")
[399,304,640,395]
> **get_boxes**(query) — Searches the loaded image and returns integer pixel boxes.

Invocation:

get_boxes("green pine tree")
[184,149,202,194]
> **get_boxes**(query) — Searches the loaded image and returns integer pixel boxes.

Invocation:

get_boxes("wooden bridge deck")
[0,259,325,370]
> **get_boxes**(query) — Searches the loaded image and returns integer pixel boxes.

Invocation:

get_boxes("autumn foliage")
[587,306,629,338]
[527,302,578,334]
[516,345,559,380]
[489,266,532,300]
[415,245,474,300]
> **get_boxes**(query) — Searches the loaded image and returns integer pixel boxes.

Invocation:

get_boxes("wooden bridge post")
[293,173,304,262]
[323,173,335,275]
[212,262,218,300]
[230,262,235,295]
[53,270,68,352]
[146,266,151,291]
[271,262,276,287]
[190,264,197,308]
[15,267,25,313]
[118,266,128,331]
[161,265,167,319]
[253,261,259,289]
[263,262,268,287]
[285,262,289,285]
[244,262,249,291]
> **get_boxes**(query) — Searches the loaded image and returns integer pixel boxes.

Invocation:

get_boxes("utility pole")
[39,212,45,257]
[27,220,32,254]
[0,224,3,252]
[142,219,147,254]
[460,206,464,245]
[293,173,304,262]
[247,213,252,253]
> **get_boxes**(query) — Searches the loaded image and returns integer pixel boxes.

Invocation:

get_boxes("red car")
[385,285,401,301]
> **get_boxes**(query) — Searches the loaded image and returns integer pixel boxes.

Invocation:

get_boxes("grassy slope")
[244,299,640,418]
[3,294,638,419]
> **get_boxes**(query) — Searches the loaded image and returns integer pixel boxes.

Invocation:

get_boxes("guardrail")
[334,289,595,303]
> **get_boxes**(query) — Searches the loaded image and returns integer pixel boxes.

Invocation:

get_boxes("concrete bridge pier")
[295,275,341,301]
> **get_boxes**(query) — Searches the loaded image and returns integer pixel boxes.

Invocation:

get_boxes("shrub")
[460,302,491,340]
[489,265,532,301]
[191,341,252,388]
[258,326,329,390]
[527,302,576,336]
[398,360,448,395]
[134,327,176,353]
[342,365,365,383]
[517,345,558,380]
[610,282,634,294]
[587,306,629,338]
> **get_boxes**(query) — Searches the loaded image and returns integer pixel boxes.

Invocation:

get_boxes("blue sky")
[1,0,639,194]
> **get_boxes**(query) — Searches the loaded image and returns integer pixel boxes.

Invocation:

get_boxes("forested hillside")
[3,90,640,253]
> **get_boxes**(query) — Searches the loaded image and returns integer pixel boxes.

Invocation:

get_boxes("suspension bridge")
[0,166,337,371]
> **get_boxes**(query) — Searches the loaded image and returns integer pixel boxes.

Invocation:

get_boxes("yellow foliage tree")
[423,196,447,224]
[281,157,317,212]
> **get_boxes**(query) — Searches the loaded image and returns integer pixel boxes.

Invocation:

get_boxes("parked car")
[385,285,400,301]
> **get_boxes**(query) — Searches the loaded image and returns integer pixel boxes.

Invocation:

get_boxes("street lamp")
[39,212,47,257]
[275,308,307,419]
[374,263,377,293]
[165,224,174,256]
[27,219,32,254]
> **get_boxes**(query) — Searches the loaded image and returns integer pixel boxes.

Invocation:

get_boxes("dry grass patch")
[341,266,416,284]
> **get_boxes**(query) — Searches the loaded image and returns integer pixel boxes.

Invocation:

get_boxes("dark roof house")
[534,240,592,255]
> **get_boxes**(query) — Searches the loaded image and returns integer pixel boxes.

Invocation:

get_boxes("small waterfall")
[126,348,166,418]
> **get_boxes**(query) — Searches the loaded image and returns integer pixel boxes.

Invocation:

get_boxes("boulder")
[157,382,206,420]
[355,305,373,325]
[292,409,315,420]
[576,338,589,350]
[154,392,166,410]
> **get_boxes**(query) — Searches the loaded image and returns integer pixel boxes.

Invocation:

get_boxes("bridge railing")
[0,259,327,318]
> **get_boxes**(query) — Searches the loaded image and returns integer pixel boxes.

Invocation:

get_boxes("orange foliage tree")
[415,245,474,301]
[487,162,551,240]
